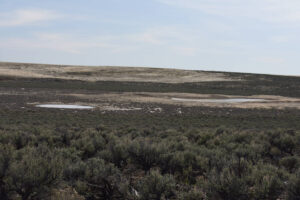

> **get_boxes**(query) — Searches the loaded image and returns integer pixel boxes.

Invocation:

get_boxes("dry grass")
[2,62,299,110]
[0,62,237,83]
[67,92,300,109]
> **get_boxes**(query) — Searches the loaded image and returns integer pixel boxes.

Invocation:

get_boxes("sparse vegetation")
[0,63,299,199]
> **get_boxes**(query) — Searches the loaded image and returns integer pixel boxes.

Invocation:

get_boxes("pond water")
[171,98,267,103]
[36,104,94,109]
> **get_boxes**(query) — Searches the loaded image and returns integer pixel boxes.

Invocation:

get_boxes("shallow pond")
[36,104,94,109]
[171,98,267,103]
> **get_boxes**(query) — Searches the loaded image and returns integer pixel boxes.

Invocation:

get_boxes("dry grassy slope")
[0,62,300,109]
[0,62,238,83]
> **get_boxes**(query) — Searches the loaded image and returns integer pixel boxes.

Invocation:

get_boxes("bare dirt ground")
[1,62,300,110]
[0,62,238,83]
[68,92,300,110]
[4,87,300,111]
[6,90,298,110]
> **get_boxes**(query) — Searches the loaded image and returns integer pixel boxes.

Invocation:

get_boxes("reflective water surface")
[36,104,94,109]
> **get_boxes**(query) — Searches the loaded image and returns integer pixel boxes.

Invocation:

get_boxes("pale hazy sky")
[0,0,300,75]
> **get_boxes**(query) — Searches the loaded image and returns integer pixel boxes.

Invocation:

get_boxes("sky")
[0,0,300,75]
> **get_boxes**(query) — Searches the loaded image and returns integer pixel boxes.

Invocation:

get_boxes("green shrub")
[178,188,206,200]
[280,156,300,173]
[71,132,106,159]
[165,151,204,184]
[6,146,63,200]
[250,164,286,200]
[205,164,251,200]
[0,144,14,200]
[98,142,129,168]
[287,170,300,200]
[75,158,129,200]
[64,161,86,181]
[128,141,163,171]
[137,170,176,200]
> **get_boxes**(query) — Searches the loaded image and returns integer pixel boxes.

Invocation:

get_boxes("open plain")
[0,62,300,200]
